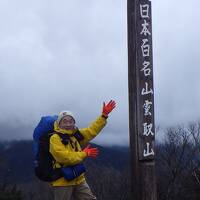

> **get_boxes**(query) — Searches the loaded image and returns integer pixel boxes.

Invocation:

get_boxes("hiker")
[50,100,116,200]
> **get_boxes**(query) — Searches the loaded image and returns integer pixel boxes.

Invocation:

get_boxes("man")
[50,100,116,200]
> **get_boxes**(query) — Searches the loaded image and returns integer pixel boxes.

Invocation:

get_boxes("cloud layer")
[0,0,200,145]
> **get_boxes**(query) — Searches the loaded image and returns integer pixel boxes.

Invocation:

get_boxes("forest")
[1,122,200,199]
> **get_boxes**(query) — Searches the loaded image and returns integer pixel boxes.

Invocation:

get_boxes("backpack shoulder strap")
[72,129,84,142]
[53,132,70,145]
[53,129,84,145]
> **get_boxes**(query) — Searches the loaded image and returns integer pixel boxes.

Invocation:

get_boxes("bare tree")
[156,122,200,200]
[86,163,130,200]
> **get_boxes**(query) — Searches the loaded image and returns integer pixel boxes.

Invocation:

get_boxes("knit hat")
[56,110,75,124]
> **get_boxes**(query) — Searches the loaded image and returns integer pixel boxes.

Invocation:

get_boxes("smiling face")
[58,115,75,130]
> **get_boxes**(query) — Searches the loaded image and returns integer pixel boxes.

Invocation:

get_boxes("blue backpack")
[33,115,58,155]
[33,115,85,182]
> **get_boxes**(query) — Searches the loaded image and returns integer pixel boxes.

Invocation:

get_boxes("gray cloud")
[0,0,199,145]
[153,0,200,128]
[0,0,128,145]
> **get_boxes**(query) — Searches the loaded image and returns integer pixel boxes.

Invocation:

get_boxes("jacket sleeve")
[49,134,87,166]
[79,115,107,146]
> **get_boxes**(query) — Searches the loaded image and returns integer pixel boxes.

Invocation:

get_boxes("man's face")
[58,116,75,130]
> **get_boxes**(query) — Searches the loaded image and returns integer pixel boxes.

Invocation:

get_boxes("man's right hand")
[83,144,99,158]
[102,100,116,117]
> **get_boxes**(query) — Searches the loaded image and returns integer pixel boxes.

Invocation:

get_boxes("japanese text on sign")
[138,1,155,160]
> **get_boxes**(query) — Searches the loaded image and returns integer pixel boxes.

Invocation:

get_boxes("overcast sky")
[0,0,199,146]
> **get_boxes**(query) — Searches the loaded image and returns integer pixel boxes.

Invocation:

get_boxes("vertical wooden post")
[127,0,157,199]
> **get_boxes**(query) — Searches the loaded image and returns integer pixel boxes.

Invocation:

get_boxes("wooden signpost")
[127,0,157,199]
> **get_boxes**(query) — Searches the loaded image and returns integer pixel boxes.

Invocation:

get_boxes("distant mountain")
[0,140,129,184]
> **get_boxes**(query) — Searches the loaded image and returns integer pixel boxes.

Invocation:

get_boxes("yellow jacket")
[49,115,107,186]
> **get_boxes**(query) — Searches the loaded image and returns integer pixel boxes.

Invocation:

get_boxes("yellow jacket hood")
[54,121,76,135]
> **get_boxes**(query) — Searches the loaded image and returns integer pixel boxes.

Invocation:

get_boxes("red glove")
[83,144,99,158]
[102,100,116,117]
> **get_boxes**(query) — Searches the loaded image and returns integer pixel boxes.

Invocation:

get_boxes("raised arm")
[79,100,116,146]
